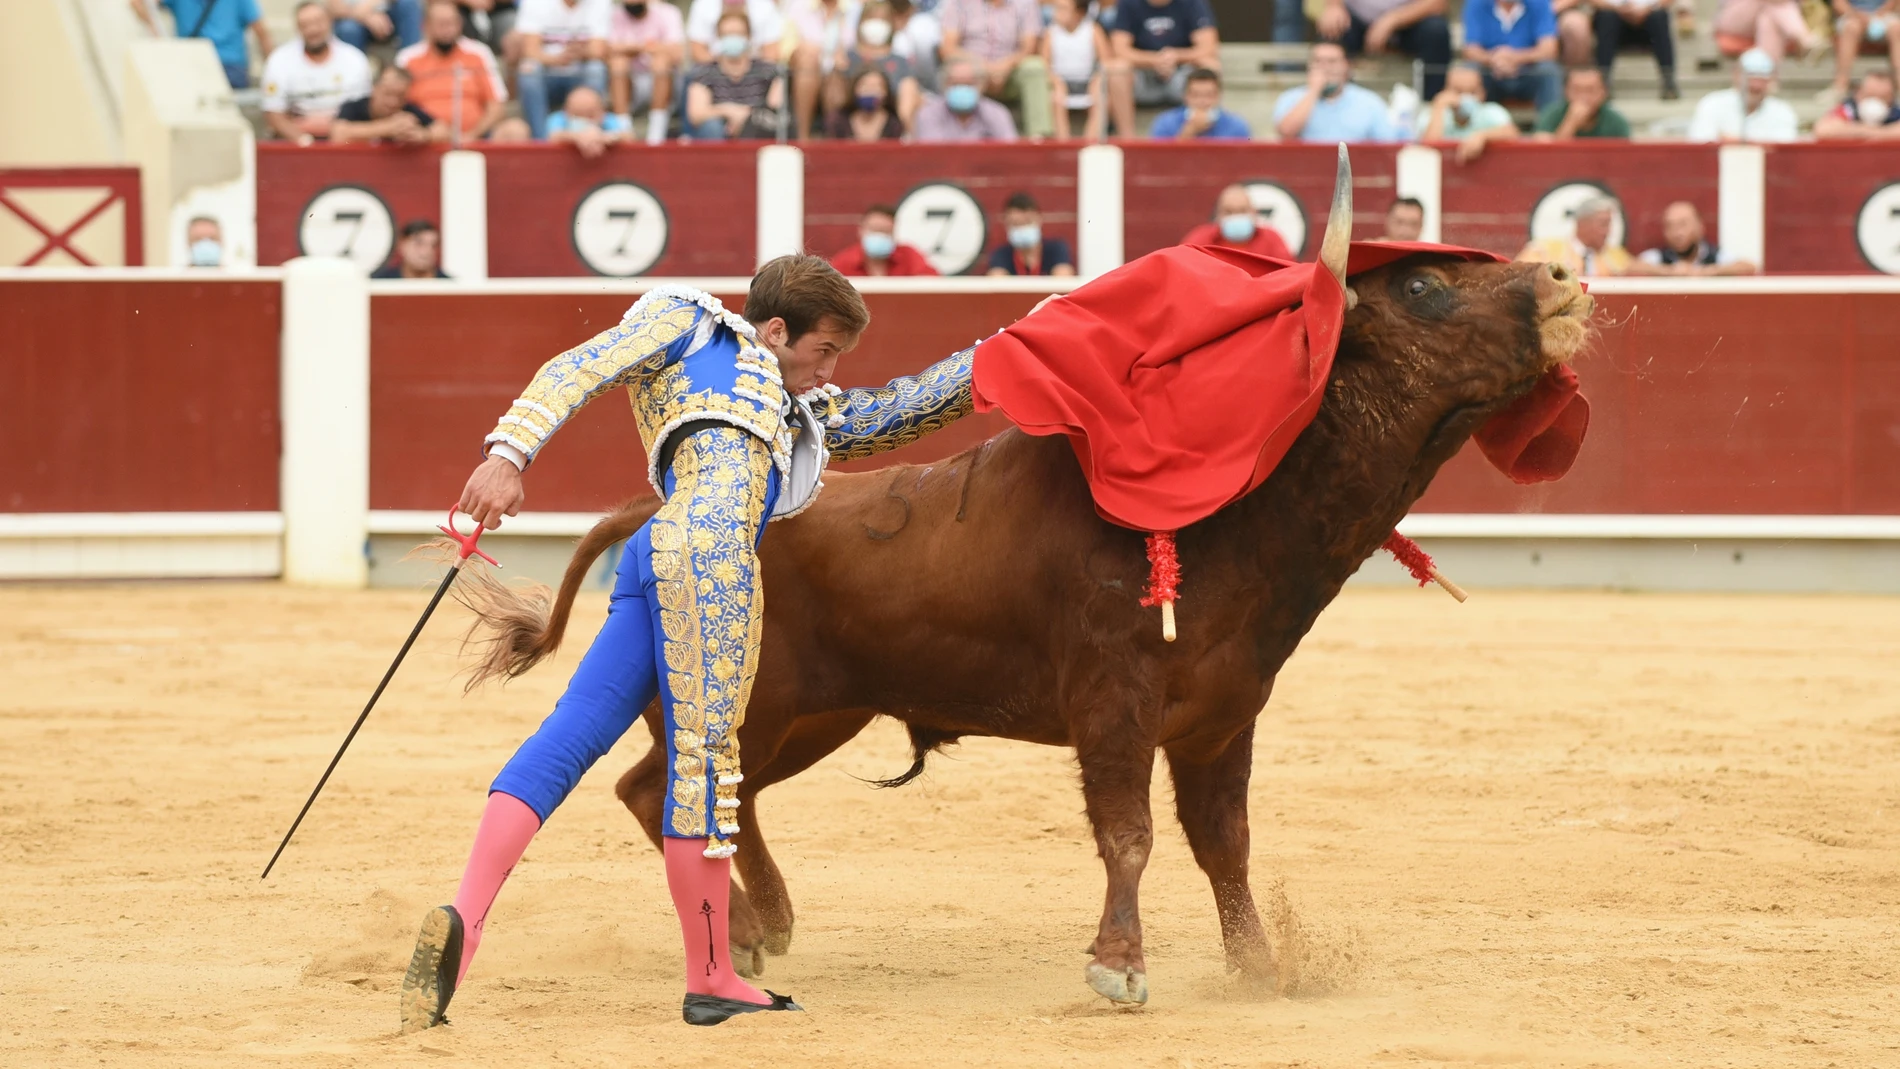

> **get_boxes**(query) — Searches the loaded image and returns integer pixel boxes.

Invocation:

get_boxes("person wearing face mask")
[830,204,941,274]
[685,10,785,139]
[1178,184,1294,260]
[1149,68,1250,139]
[912,55,1020,140]
[985,192,1077,276]
[826,67,908,139]
[685,0,785,64]
[1272,41,1404,142]
[606,0,686,144]
[840,1,924,128]
[261,1,374,144]
[1815,67,1900,140]
[397,0,508,140]
[402,256,985,1031]
[184,216,225,269]
[1419,61,1518,163]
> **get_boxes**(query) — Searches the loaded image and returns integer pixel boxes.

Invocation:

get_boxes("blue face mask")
[188,238,221,267]
[857,94,883,113]
[944,84,981,113]
[1007,223,1041,250]
[1218,214,1256,243]
[860,231,896,259]
[1041,4,1055,23]
[716,34,749,58]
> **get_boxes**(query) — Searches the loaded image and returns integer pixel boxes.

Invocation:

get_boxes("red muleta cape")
[971,241,1590,533]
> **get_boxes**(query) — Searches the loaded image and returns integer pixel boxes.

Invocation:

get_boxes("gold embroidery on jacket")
[810,346,977,461]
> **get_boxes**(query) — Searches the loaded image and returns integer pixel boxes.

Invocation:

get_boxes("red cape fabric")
[972,241,1588,532]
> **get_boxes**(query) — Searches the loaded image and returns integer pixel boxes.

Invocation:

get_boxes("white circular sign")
[297,185,395,274]
[1856,181,1900,275]
[572,181,669,277]
[1241,180,1307,257]
[1530,182,1625,248]
[894,182,988,276]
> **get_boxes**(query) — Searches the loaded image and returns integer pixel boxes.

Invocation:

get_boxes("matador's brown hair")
[745,254,871,342]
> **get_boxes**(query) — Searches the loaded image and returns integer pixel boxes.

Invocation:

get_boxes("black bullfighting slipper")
[399,905,464,1033]
[681,990,803,1026]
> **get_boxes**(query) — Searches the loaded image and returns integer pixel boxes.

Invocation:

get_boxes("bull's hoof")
[761,926,792,956]
[731,942,765,979]
[1084,962,1149,1006]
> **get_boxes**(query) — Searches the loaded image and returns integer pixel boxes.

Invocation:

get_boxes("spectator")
[1553,0,1593,67]
[262,2,374,144]
[1420,60,1520,162]
[913,55,1020,139]
[1815,67,1900,139]
[842,2,925,129]
[452,0,520,62]
[1830,2,1900,102]
[1150,67,1249,138]
[329,0,424,51]
[1461,0,1562,110]
[888,0,943,85]
[1179,184,1295,259]
[185,216,224,268]
[830,204,941,275]
[1531,66,1630,139]
[986,192,1076,276]
[547,84,631,154]
[491,115,535,138]
[826,67,907,138]
[685,11,784,139]
[1043,0,1109,139]
[373,219,451,278]
[1316,0,1453,101]
[608,0,685,144]
[785,0,862,140]
[398,0,508,141]
[685,0,784,63]
[1517,195,1633,275]
[130,0,274,89]
[1592,0,1678,99]
[941,0,1051,138]
[1712,0,1812,65]
[516,0,611,140]
[1687,48,1798,142]
[1108,0,1221,137]
[1634,201,1758,275]
[333,64,444,142]
[1273,41,1407,142]
[1382,196,1425,240]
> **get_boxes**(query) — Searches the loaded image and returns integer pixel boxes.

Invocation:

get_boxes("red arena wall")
[1764,144,1900,274]
[256,144,446,268]
[1122,143,1399,260]
[1438,143,1720,260]
[2,278,281,512]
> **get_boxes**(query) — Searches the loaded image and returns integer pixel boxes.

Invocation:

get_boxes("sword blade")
[260,561,464,879]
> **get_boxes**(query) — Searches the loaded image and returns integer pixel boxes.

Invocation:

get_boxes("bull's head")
[1313,147,1593,483]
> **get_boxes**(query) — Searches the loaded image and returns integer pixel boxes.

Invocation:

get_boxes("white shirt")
[892,11,941,65]
[260,38,372,117]
[685,0,785,53]
[1687,88,1799,144]
[516,0,613,65]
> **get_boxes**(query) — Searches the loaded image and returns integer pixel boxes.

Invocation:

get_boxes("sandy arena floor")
[2,581,1897,1067]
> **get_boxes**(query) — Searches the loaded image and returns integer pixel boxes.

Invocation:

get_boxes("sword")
[260,506,498,880]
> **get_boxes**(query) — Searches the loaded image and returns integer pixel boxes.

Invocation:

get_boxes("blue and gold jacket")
[484,285,976,517]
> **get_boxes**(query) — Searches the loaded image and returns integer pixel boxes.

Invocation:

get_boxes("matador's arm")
[482,295,707,466]
[803,345,976,462]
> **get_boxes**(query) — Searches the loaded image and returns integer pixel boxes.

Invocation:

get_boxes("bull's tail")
[869,725,961,789]
[446,497,659,691]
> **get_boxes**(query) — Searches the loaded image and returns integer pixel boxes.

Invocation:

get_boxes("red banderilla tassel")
[1382,531,1468,602]
[1140,530,1182,641]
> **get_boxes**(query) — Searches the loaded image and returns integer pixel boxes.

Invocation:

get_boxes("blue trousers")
[490,427,779,847]
[334,0,423,50]
[1336,14,1453,99]
[519,60,610,140]
[1483,62,1563,111]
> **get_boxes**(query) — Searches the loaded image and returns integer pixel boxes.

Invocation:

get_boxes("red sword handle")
[438,505,499,566]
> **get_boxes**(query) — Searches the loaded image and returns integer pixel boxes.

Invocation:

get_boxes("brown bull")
[457,164,1594,1007]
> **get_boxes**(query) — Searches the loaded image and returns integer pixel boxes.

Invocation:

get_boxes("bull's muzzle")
[1533,262,1594,364]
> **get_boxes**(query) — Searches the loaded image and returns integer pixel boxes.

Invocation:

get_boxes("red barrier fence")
[257,144,444,272]
[2,278,281,512]
[0,167,144,268]
[1765,144,1900,274]
[1123,143,1398,260]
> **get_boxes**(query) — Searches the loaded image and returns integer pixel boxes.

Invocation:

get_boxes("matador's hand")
[460,455,525,530]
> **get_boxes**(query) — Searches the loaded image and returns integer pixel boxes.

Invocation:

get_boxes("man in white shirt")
[1635,201,1758,275]
[1686,47,1798,144]
[685,0,785,63]
[516,0,612,139]
[261,1,374,143]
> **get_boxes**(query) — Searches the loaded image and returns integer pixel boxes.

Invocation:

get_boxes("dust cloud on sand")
[2,583,1897,1068]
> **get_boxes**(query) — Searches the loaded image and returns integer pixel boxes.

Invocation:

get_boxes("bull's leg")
[1076,727,1157,1006]
[1164,724,1275,984]
[730,710,877,956]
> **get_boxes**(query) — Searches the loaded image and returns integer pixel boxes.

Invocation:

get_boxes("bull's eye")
[1406,277,1430,298]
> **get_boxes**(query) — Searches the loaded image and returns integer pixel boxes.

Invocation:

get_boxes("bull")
[453,156,1595,1007]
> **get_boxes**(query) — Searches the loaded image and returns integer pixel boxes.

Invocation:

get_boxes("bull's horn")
[1319,143,1352,291]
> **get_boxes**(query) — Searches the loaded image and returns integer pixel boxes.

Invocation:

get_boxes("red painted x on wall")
[0,167,144,267]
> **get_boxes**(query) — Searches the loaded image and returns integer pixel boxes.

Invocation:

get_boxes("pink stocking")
[664,837,768,1003]
[449,791,542,984]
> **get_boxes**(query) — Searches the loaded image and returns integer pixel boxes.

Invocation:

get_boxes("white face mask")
[859,18,892,46]
[1859,97,1889,125]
